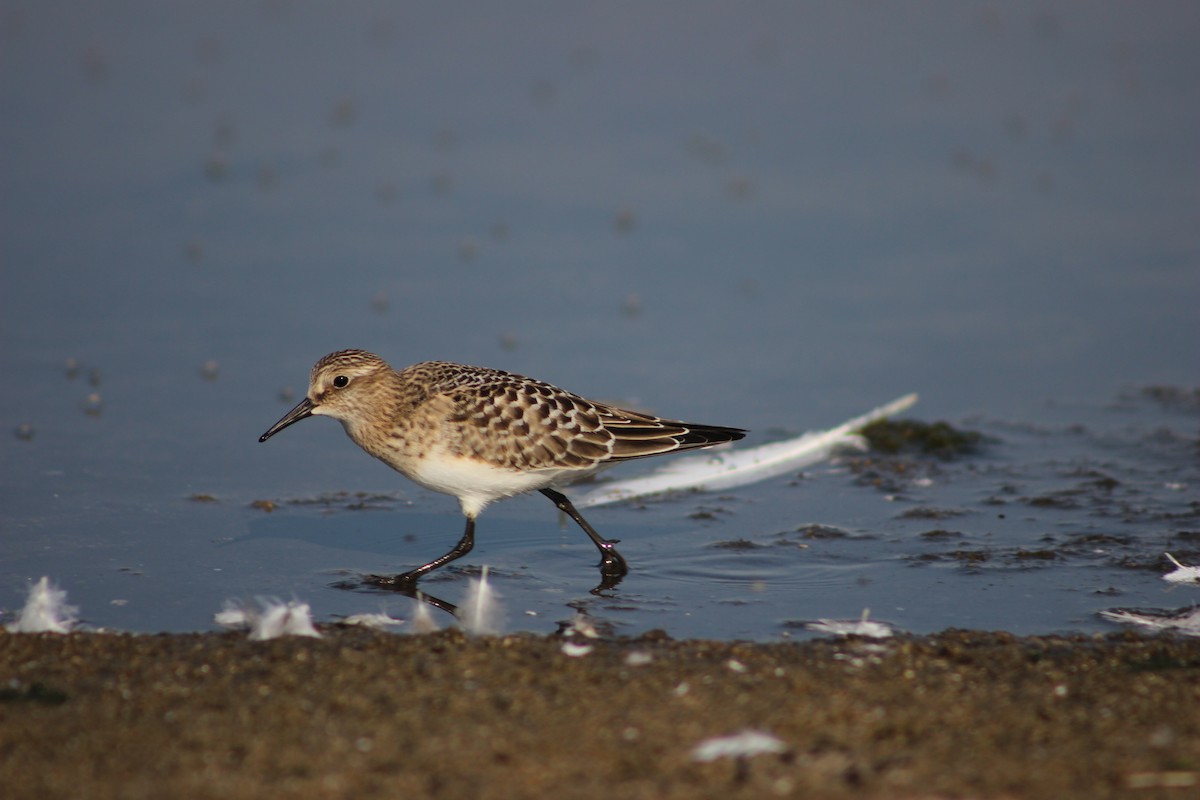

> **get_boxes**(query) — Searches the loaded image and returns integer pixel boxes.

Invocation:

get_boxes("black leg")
[366,516,476,592]
[540,488,629,578]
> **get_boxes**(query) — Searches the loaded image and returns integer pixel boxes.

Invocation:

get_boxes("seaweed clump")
[860,418,983,459]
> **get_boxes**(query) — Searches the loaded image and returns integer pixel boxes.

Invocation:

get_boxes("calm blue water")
[2,2,1197,638]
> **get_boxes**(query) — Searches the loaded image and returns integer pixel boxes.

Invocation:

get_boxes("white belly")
[408,452,594,518]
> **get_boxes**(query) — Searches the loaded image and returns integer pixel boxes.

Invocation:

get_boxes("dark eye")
[332,375,349,389]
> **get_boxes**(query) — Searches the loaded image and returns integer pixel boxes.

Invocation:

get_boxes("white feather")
[1100,607,1200,637]
[8,577,78,634]
[213,599,250,628]
[410,593,440,634]
[575,393,918,507]
[692,730,787,762]
[460,566,505,636]
[1164,553,1200,584]
[214,598,321,639]
[249,599,321,640]
[805,608,895,638]
[340,611,405,628]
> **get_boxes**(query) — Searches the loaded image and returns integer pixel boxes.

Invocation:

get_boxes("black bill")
[259,397,316,442]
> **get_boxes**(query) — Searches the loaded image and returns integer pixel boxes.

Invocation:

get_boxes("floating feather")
[805,608,895,638]
[249,599,321,640]
[460,566,505,636]
[8,577,78,634]
[213,599,249,628]
[1100,607,1200,637]
[1164,553,1200,584]
[409,592,440,634]
[576,393,918,507]
[214,597,321,639]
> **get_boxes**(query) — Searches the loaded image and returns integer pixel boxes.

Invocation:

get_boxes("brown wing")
[597,404,746,460]
[427,362,745,470]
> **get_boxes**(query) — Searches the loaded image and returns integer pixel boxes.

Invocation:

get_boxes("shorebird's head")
[258,349,390,442]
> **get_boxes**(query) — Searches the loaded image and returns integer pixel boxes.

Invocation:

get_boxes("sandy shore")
[2,628,1198,799]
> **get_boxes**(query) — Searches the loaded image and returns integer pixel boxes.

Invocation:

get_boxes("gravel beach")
[2,628,1198,799]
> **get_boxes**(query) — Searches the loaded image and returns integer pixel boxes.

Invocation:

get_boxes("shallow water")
[2,3,1197,639]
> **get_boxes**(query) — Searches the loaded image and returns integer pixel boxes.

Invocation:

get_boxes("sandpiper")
[259,349,745,589]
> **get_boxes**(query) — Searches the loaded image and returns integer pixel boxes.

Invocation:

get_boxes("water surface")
[2,2,1197,638]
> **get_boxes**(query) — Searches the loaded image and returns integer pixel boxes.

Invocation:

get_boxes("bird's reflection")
[330,573,459,616]
[337,561,626,622]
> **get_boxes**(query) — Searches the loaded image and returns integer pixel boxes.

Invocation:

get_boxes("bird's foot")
[590,543,628,594]
[598,549,628,576]
[364,572,422,593]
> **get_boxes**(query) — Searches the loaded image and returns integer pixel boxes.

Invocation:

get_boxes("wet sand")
[2,628,1198,799]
